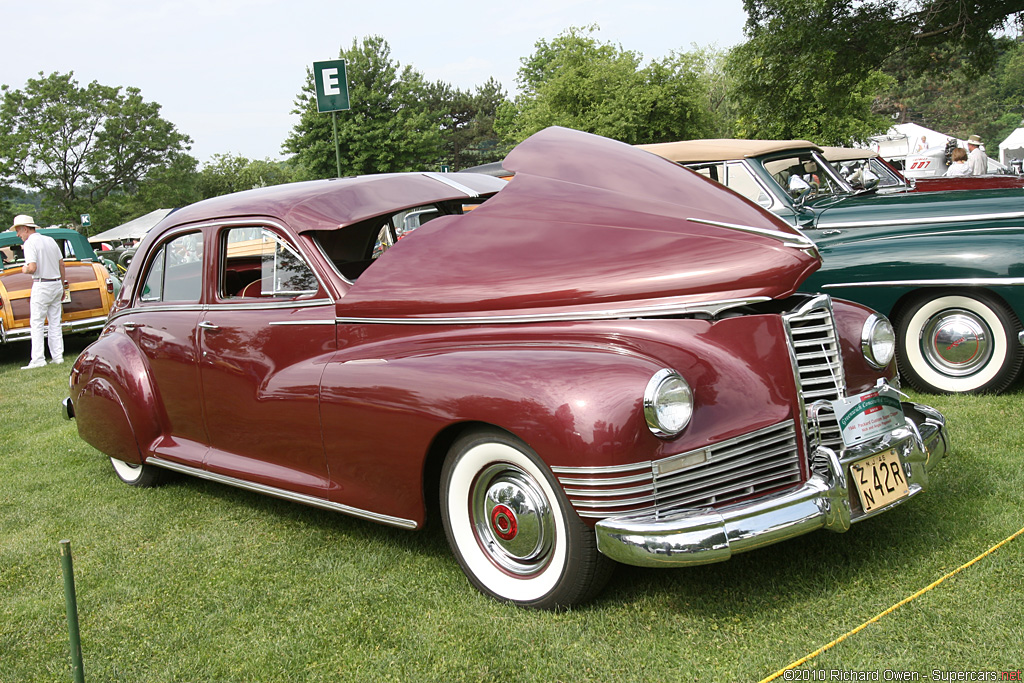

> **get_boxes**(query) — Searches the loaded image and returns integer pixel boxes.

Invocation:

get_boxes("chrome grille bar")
[554,420,802,519]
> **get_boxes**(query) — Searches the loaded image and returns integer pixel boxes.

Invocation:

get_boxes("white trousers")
[29,281,64,364]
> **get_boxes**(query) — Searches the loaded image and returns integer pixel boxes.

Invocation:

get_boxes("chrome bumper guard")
[1,315,107,344]
[594,401,948,568]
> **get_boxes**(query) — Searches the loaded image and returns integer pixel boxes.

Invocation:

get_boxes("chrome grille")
[552,420,801,520]
[783,296,846,451]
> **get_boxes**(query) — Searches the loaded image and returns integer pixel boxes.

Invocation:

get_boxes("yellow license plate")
[850,449,909,513]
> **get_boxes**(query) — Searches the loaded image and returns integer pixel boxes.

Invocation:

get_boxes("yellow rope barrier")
[758,524,1024,683]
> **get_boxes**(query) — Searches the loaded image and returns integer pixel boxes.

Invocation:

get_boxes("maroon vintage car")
[63,127,949,608]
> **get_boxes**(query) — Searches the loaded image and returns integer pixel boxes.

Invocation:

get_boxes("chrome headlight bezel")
[643,369,694,439]
[861,314,896,369]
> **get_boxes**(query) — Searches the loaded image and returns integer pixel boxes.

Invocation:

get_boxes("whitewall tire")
[440,429,612,609]
[896,292,1023,394]
[110,457,166,488]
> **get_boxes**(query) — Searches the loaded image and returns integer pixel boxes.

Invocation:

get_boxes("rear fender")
[71,332,162,463]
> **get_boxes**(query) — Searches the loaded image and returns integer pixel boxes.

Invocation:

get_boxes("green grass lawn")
[1,335,1022,682]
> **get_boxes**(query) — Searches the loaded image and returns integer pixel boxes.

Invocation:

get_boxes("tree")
[873,38,1024,148]
[0,71,192,227]
[732,0,1024,144]
[425,78,511,170]
[197,153,295,198]
[497,26,716,145]
[283,37,443,178]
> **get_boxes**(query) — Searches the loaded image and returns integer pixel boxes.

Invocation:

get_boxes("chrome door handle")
[198,321,220,330]
[122,322,141,330]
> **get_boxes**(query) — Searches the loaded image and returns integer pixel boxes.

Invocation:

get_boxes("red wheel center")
[490,504,518,541]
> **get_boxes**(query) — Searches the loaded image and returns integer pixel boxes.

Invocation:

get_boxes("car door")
[197,222,336,498]
[120,229,208,467]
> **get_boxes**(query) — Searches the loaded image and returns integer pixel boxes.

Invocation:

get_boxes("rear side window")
[140,232,203,303]
[221,227,319,299]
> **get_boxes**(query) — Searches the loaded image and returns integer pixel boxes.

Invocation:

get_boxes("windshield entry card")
[830,385,904,448]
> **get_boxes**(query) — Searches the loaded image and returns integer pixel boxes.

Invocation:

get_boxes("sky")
[3,0,747,165]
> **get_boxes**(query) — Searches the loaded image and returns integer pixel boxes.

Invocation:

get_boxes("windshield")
[762,151,853,202]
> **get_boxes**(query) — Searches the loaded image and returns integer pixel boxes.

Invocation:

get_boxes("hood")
[339,127,822,320]
[809,186,1024,240]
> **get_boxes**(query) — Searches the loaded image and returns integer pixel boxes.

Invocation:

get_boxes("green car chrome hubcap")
[922,308,993,376]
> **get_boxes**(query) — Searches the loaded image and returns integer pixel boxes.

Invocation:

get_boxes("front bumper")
[594,401,948,568]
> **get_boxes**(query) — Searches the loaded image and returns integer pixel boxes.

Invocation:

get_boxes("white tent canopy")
[870,122,955,160]
[999,128,1024,165]
[88,208,173,244]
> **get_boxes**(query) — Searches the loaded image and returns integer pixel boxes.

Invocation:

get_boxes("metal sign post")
[313,59,351,178]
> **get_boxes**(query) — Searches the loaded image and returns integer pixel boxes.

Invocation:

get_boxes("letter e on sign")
[313,59,350,113]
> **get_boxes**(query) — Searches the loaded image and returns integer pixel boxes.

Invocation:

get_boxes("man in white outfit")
[966,134,988,176]
[12,215,67,369]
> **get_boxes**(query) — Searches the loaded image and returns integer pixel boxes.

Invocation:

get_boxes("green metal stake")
[59,540,85,683]
[332,111,342,179]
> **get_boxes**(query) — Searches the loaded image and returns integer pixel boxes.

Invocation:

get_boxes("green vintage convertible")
[639,139,1024,394]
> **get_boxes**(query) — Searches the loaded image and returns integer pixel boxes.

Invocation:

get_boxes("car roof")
[0,227,88,248]
[157,172,508,234]
[820,146,879,162]
[637,139,823,164]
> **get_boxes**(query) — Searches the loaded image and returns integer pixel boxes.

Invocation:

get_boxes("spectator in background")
[945,147,972,176]
[12,215,67,369]
[967,135,988,175]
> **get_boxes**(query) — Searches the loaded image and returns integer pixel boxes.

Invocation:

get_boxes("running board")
[146,456,418,530]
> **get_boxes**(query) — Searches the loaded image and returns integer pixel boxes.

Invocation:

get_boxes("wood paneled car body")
[1,227,116,344]
[640,138,1024,394]
[65,128,949,608]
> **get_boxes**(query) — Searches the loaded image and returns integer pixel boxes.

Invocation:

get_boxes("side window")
[223,227,318,298]
[724,162,773,208]
[139,232,203,303]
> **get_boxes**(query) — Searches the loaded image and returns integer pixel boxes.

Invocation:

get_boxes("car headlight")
[862,314,896,369]
[643,369,693,438]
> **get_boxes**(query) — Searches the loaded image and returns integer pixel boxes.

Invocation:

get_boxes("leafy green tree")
[426,78,511,170]
[82,154,202,235]
[733,0,1023,144]
[0,71,192,227]
[497,26,716,145]
[730,1,896,143]
[283,36,443,178]
[197,153,295,198]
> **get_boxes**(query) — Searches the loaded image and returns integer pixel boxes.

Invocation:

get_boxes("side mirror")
[789,174,812,202]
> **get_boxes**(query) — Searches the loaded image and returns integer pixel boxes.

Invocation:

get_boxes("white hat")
[10,214,39,230]
[967,134,983,146]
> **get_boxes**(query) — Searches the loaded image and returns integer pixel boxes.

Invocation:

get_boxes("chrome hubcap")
[471,463,554,576]
[921,308,993,376]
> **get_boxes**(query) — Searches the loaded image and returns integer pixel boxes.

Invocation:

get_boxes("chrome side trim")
[335,297,772,326]
[819,212,1024,230]
[145,456,418,530]
[821,277,1024,289]
[422,172,481,197]
[212,299,335,312]
[687,217,816,249]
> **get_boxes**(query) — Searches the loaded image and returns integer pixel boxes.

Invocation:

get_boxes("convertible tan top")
[820,146,879,162]
[637,139,823,164]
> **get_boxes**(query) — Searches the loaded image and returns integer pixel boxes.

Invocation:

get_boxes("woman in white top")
[945,147,972,176]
